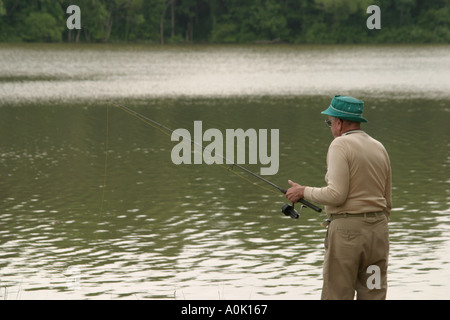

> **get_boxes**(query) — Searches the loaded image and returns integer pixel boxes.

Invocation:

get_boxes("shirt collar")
[342,129,364,136]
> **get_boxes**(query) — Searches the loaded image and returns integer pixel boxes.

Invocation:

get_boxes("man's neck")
[342,129,363,135]
[340,123,361,136]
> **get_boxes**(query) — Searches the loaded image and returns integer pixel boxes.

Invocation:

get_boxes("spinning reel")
[281,203,304,219]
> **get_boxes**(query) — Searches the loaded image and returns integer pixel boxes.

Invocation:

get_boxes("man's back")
[305,130,392,216]
[332,130,391,216]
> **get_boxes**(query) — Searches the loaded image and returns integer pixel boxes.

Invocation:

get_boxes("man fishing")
[285,95,392,300]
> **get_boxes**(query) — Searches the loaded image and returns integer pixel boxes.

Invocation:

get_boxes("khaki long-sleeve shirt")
[304,130,392,217]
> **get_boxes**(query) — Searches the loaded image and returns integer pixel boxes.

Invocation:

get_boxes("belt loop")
[343,213,348,218]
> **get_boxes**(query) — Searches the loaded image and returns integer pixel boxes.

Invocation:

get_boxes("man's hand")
[285,180,306,203]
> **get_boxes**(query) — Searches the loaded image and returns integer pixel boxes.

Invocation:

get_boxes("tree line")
[0,0,448,44]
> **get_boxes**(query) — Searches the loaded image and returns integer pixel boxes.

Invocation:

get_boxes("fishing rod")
[111,102,322,218]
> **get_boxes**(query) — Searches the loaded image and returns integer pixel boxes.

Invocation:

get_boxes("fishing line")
[98,105,109,223]
[106,102,321,218]
[111,102,278,194]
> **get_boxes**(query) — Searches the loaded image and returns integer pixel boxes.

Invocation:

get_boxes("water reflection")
[0,97,448,299]
[0,44,449,299]
[0,44,449,102]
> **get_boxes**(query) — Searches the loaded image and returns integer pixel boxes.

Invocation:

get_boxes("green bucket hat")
[321,95,368,123]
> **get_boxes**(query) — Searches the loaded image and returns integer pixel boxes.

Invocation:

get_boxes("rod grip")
[280,188,322,213]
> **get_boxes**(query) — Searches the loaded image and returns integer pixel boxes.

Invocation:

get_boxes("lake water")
[0,44,449,300]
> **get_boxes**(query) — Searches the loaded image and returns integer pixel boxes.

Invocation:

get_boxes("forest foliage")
[0,0,448,44]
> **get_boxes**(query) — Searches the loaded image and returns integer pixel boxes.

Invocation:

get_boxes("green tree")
[314,0,372,31]
[0,0,448,43]
[211,0,289,43]
[250,0,289,41]
[0,0,6,16]
[78,0,109,42]
[22,12,63,42]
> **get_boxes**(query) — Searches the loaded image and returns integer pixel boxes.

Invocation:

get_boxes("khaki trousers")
[321,213,389,300]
